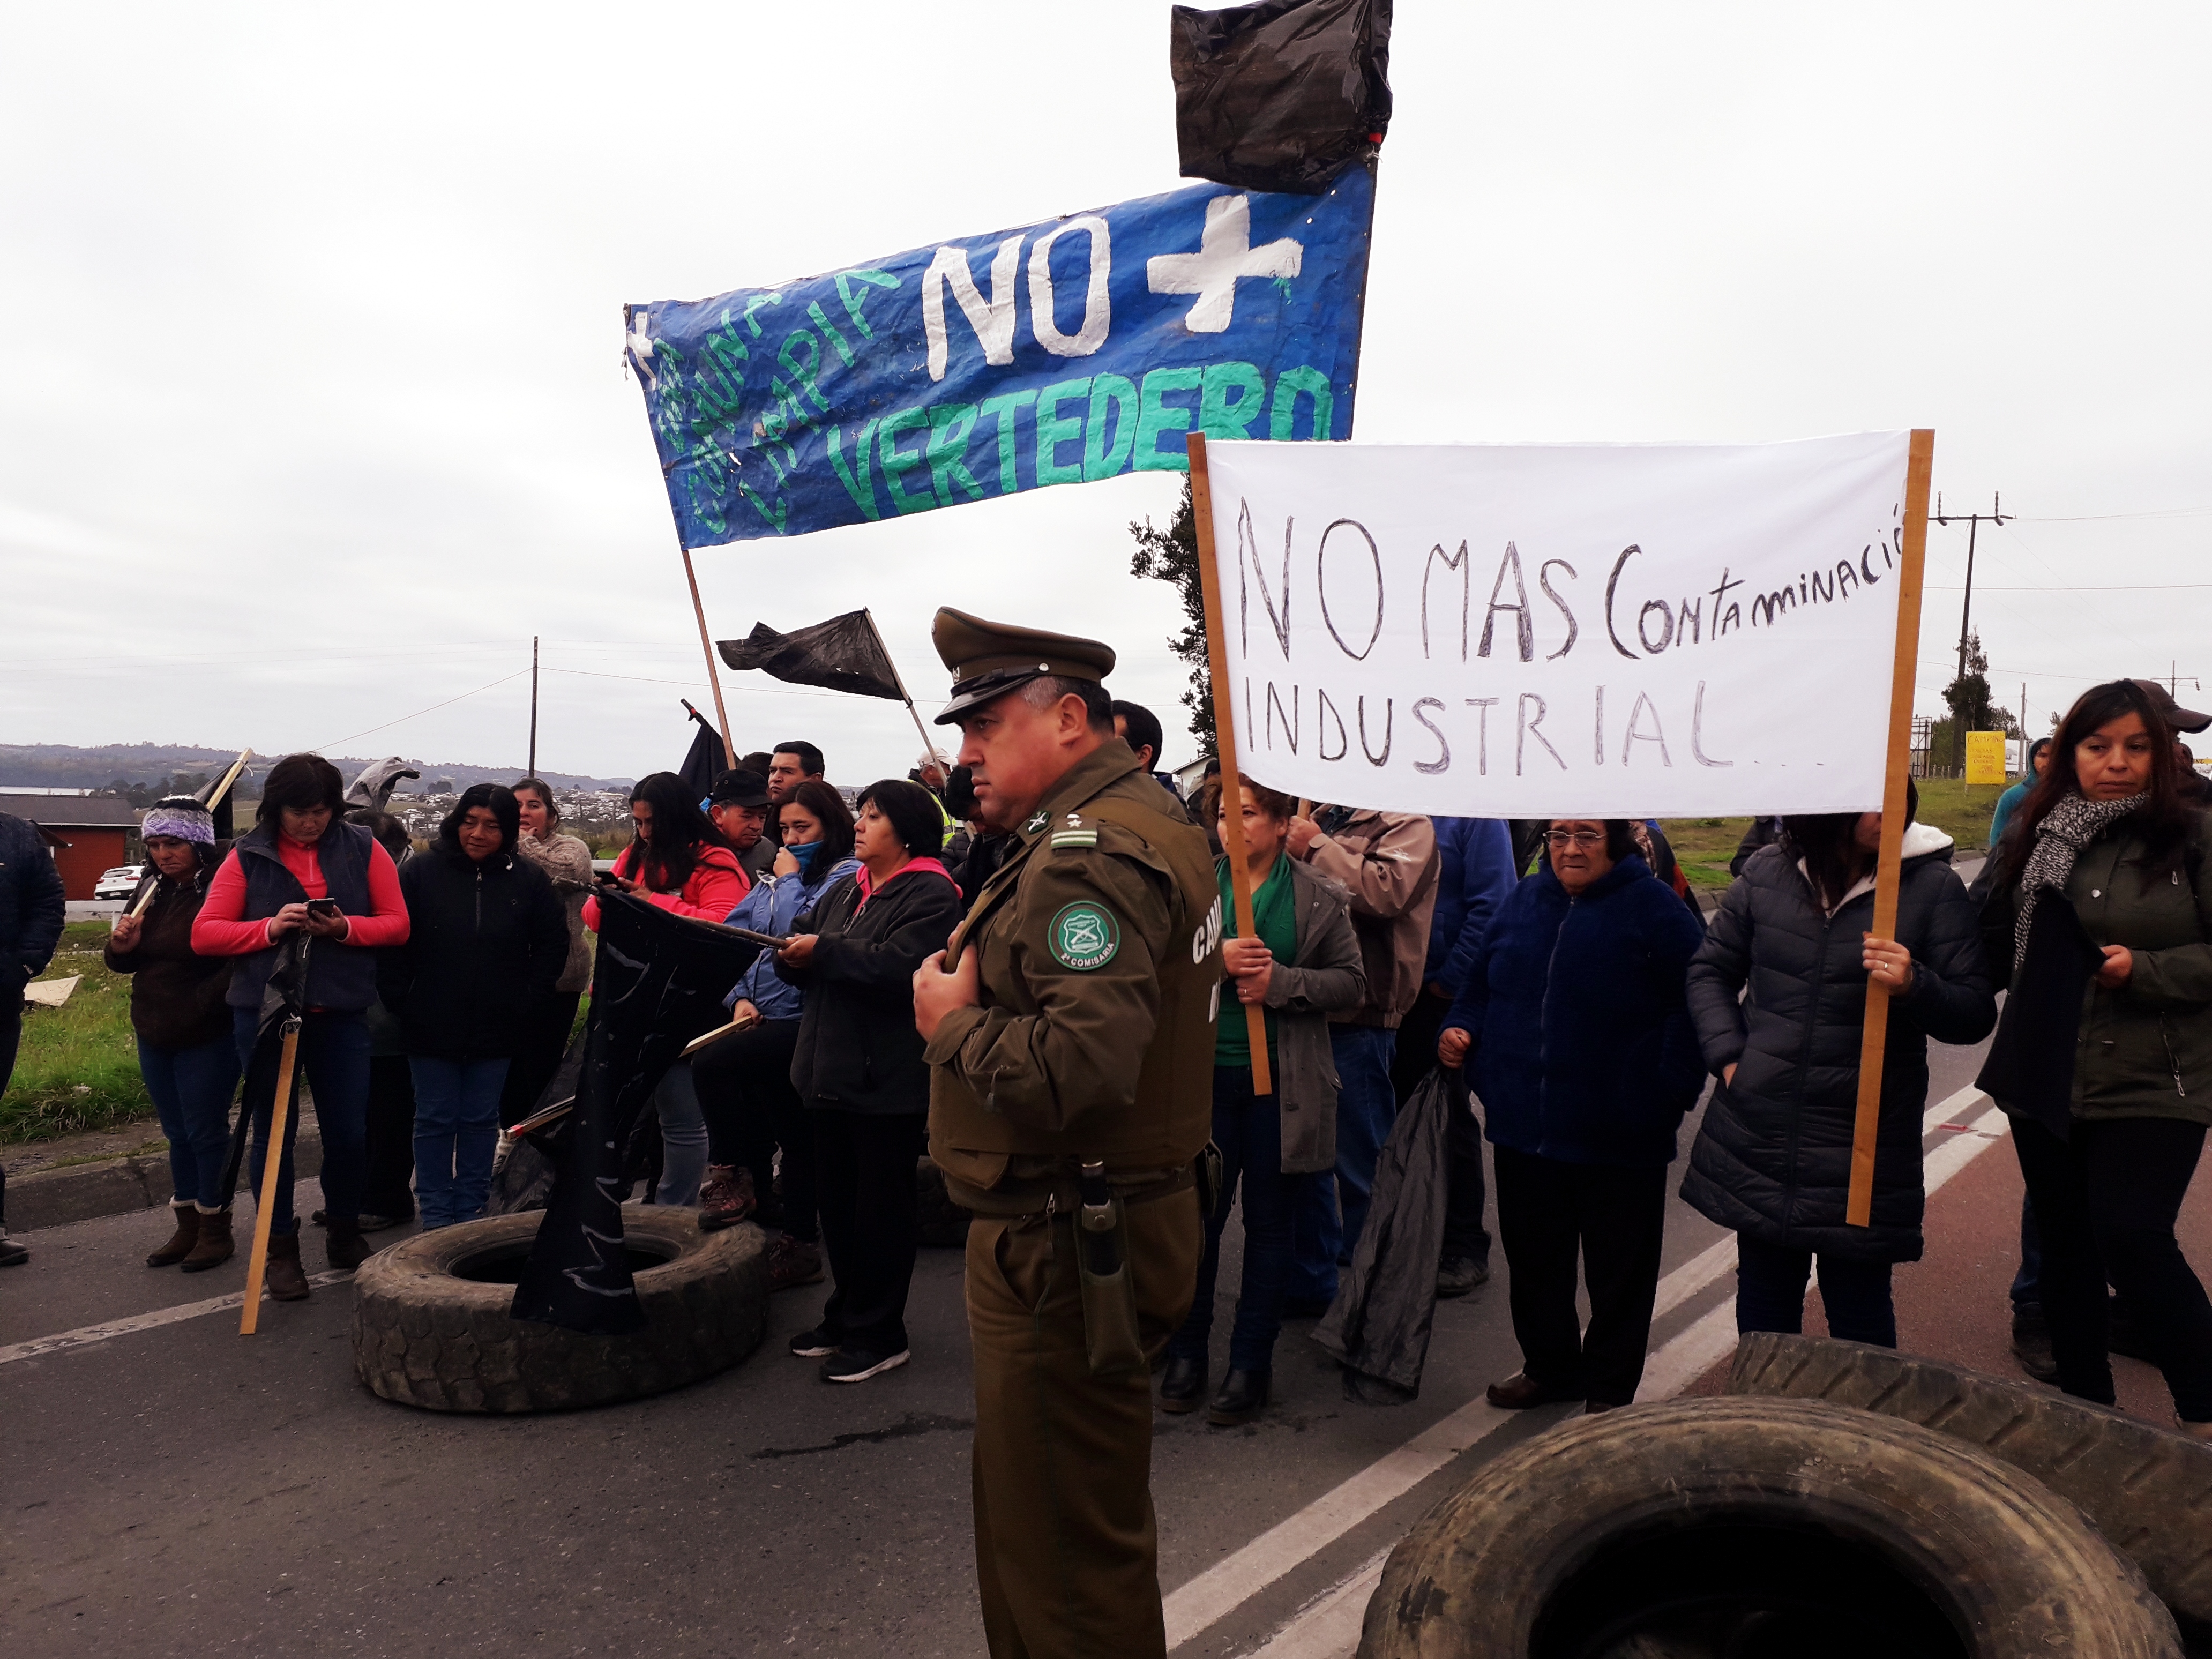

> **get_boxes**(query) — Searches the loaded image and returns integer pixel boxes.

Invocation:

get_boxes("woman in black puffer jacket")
[1682,785,1996,1346]
[773,779,964,1385]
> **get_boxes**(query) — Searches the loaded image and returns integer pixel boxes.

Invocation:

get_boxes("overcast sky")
[5,3,2209,788]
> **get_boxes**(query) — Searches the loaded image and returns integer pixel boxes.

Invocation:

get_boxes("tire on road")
[1730,1330,2212,1630]
[1362,1398,2180,1658]
[350,1207,767,1413]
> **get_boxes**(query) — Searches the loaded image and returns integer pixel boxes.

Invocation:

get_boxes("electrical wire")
[312,669,529,752]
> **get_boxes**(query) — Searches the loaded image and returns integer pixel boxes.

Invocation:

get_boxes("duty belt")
[946,1162,1195,1220]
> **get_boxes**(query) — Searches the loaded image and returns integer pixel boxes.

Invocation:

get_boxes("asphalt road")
[2,1023,1998,1659]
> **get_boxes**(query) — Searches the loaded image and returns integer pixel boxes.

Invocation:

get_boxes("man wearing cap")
[913,607,1221,1658]
[707,769,778,885]
[2134,679,2212,804]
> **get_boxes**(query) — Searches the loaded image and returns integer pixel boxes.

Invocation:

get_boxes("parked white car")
[92,864,144,901]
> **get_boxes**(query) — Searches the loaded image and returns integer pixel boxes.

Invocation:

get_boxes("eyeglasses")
[1543,829,1605,849]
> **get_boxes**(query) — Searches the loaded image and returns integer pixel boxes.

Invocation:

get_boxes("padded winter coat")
[380,842,568,1063]
[1680,823,1997,1261]
[1442,855,1708,1168]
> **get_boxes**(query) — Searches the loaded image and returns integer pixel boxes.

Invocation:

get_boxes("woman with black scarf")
[380,784,567,1228]
[1971,679,2212,1438]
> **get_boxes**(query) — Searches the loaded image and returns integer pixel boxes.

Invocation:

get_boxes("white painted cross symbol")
[1146,195,1303,335]
[624,310,657,388]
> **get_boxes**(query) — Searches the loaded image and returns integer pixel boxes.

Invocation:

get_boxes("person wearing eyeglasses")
[1436,820,1706,1413]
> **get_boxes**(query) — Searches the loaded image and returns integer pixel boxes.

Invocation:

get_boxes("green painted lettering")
[1198,362,1266,441]
[1036,377,1091,487]
[1133,367,1202,472]
[928,404,984,505]
[834,269,899,340]
[1083,375,1138,482]
[806,301,856,368]
[742,292,784,338]
[877,408,936,515]
[977,390,1038,494]
[1269,366,1334,441]
[827,419,881,521]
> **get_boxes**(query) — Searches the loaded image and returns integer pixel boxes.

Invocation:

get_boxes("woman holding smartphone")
[192,753,410,1299]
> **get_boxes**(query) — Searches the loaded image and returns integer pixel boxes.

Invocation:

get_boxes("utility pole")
[528,637,540,778]
[1933,491,2008,773]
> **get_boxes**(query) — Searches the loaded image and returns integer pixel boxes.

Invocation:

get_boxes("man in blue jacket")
[1394,817,1519,1296]
[1,809,68,1266]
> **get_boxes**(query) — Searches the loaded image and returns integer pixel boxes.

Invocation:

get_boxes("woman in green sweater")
[1159,777,1365,1426]
[1974,679,2212,1437]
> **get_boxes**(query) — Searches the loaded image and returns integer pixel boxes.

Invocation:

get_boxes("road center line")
[0,1271,353,1366]
[1170,1085,2003,1651]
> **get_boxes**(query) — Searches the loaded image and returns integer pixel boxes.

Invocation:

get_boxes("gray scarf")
[2013,793,2141,974]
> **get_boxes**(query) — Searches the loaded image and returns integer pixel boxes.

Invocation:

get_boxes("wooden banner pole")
[1847,428,1936,1228]
[1186,434,1274,1096]
[678,541,738,771]
[238,1014,303,1335]
[864,609,951,770]
[131,749,253,921]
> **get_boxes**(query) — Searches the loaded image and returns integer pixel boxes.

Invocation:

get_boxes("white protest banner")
[1200,434,1916,818]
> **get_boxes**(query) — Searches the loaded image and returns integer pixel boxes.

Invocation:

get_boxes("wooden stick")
[864,609,950,770]
[1847,429,1936,1228]
[678,540,738,771]
[239,1014,303,1334]
[1186,434,1274,1096]
[681,1008,761,1059]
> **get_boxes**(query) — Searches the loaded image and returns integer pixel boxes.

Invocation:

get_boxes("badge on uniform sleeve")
[1049,901,1120,971]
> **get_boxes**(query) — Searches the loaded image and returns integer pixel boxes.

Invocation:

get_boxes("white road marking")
[0,1271,352,1366]
[1191,1086,2009,1655]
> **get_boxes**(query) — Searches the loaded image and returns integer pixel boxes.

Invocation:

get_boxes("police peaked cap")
[931,607,1116,724]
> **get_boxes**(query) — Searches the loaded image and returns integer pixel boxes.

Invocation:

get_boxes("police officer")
[912,608,1220,1659]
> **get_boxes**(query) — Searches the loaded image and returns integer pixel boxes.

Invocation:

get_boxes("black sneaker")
[0,1234,26,1268]
[2011,1304,2059,1383]
[788,1326,838,1358]
[820,1348,910,1384]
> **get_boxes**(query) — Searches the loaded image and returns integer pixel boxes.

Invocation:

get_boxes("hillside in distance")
[0,743,634,794]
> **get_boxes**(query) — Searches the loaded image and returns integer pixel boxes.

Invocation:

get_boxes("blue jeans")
[1734,1234,1896,1348]
[408,1055,510,1229]
[1171,1067,1302,1374]
[1291,1025,1398,1304]
[233,1007,369,1237]
[654,1061,708,1207]
[139,1035,240,1209]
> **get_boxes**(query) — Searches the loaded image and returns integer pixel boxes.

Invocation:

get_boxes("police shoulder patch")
[1048,900,1120,971]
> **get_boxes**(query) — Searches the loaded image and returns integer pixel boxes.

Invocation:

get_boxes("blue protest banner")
[625,163,1375,549]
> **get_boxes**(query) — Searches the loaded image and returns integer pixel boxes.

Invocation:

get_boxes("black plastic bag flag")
[511,892,753,1335]
[676,701,729,799]
[1170,0,1393,196]
[719,610,905,703]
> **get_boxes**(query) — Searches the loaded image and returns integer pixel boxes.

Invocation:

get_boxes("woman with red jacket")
[584,771,748,1205]
[191,754,410,1298]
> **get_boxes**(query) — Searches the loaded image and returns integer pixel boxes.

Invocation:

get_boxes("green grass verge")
[4,922,153,1144]
[1661,776,2020,890]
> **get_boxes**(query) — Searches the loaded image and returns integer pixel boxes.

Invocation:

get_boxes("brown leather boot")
[263,1230,311,1301]
[146,1203,200,1267]
[325,1219,373,1271]
[180,1209,234,1272]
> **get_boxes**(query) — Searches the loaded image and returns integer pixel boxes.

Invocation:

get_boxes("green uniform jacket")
[1982,810,2212,1125]
[926,738,1222,1191]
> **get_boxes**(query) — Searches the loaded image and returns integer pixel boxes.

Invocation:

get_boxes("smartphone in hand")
[305,898,342,918]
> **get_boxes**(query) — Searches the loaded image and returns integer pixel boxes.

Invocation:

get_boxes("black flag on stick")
[721,609,946,768]
[510,893,753,1336]
[676,699,729,798]
[718,609,906,701]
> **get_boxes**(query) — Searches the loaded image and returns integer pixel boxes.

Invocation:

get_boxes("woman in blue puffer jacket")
[691,781,859,1294]
[1438,818,1708,1413]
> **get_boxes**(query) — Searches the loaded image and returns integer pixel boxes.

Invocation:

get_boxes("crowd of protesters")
[2,679,2210,1438]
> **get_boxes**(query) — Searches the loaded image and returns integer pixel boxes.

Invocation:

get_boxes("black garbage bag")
[1170,0,1392,195]
[1313,1063,1451,1394]
[510,893,748,1335]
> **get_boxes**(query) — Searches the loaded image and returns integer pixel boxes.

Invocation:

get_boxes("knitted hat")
[141,795,215,846]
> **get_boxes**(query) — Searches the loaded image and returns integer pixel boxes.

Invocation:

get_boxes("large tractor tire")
[1730,1330,2212,1631]
[1363,1397,2179,1659]
[350,1207,766,1413]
